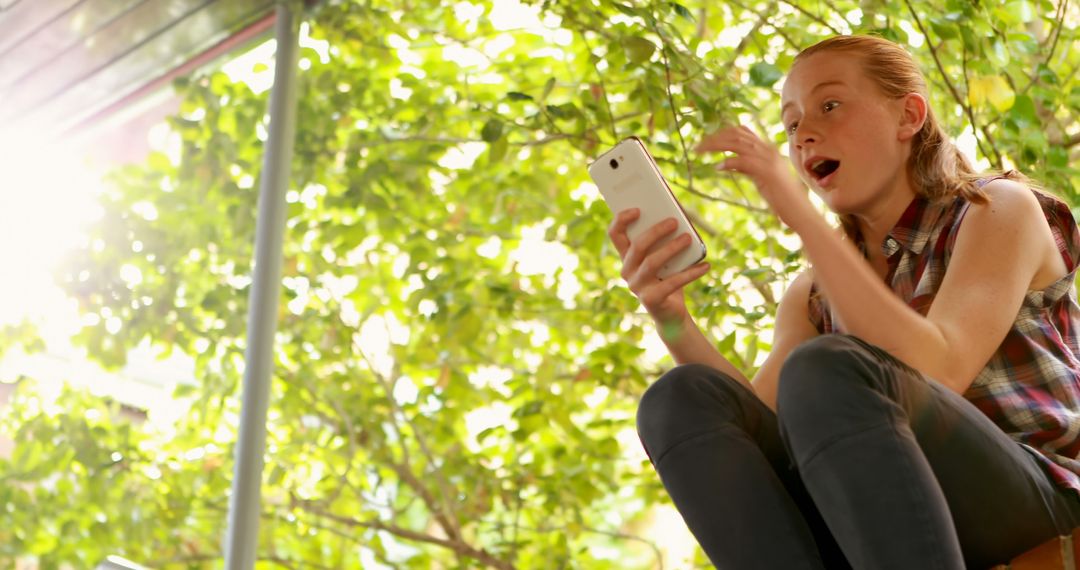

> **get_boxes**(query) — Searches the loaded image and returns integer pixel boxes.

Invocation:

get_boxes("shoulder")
[780,270,814,304]
[973,177,1041,216]
[980,175,1036,196]
[958,177,1045,237]
[947,177,1056,284]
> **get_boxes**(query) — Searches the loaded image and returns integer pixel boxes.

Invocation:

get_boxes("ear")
[897,93,928,142]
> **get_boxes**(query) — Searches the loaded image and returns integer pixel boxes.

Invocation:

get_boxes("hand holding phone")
[588,137,707,279]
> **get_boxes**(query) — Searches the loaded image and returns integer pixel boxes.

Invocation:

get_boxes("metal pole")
[223,2,299,568]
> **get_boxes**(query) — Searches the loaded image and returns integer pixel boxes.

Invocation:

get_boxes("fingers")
[607,208,640,257]
[698,125,785,179]
[694,129,732,154]
[609,214,710,311]
[621,217,680,276]
[715,154,758,174]
[624,230,703,292]
[695,125,766,155]
[609,210,691,284]
[638,262,711,306]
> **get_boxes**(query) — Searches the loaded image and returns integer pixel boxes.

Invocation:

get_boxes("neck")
[851,179,918,255]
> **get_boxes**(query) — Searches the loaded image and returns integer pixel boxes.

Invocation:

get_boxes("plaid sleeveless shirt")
[808,188,1080,494]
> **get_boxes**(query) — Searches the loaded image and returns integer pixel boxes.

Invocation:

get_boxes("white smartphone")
[588,136,706,279]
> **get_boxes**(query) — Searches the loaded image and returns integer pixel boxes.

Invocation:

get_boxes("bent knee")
[783,335,865,372]
[777,335,873,411]
[637,364,727,426]
[636,364,745,453]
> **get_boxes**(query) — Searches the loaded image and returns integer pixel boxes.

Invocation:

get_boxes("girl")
[609,35,1080,569]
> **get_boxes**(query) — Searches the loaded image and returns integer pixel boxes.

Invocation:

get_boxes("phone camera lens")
[609,158,619,169]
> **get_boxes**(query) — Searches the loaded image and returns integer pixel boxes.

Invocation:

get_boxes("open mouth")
[808,159,840,180]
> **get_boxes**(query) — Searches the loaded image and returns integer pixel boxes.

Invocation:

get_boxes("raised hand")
[697,125,816,229]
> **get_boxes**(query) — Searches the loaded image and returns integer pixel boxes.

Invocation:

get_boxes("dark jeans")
[636,334,1080,569]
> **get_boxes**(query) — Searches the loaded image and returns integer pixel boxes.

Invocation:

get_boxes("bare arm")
[791,180,1054,393]
[609,208,820,402]
[654,313,752,390]
[749,271,819,410]
[607,208,748,389]
[655,270,818,411]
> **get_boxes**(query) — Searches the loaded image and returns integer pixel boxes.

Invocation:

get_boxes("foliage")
[0,320,44,361]
[2,0,1077,567]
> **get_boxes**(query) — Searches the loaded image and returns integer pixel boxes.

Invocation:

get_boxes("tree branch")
[1043,0,1068,70]
[480,520,666,570]
[667,179,772,214]
[778,0,842,35]
[294,498,515,570]
[353,333,464,544]
[733,6,776,60]
[648,16,697,195]
[903,0,1004,169]
[579,31,619,143]
[959,39,997,163]
[725,0,801,54]
[355,112,648,150]
[1011,1,1066,103]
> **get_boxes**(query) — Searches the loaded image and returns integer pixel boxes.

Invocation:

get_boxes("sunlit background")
[0,125,197,421]
[0,8,703,566]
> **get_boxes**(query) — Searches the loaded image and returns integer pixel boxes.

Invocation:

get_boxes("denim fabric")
[637,334,1080,569]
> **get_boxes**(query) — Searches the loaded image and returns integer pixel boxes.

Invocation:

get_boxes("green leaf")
[1036,64,1059,85]
[540,76,556,102]
[173,383,197,398]
[507,91,533,101]
[740,267,772,279]
[929,17,958,39]
[623,37,656,65]
[987,39,1010,69]
[1008,32,1038,55]
[481,118,504,142]
[1009,94,1038,127]
[748,62,783,88]
[1049,147,1069,168]
[868,26,903,44]
[670,2,694,20]
[1004,0,1035,22]
[488,136,509,163]
[546,103,579,120]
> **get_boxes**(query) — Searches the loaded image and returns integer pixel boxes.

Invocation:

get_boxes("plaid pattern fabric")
[808,188,1080,493]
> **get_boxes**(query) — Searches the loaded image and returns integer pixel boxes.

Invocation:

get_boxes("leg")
[778,334,1080,569]
[637,363,850,569]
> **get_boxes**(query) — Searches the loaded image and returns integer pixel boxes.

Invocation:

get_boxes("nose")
[794,120,819,148]
[790,117,820,148]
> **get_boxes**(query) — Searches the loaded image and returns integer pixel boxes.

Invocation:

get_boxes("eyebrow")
[781,80,848,115]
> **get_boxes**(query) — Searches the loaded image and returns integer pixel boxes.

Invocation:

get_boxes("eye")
[785,121,799,136]
[822,100,840,112]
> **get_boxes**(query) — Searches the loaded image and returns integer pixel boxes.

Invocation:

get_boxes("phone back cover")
[588,139,705,278]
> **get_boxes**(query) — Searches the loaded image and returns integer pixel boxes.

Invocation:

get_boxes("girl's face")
[780,51,912,214]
